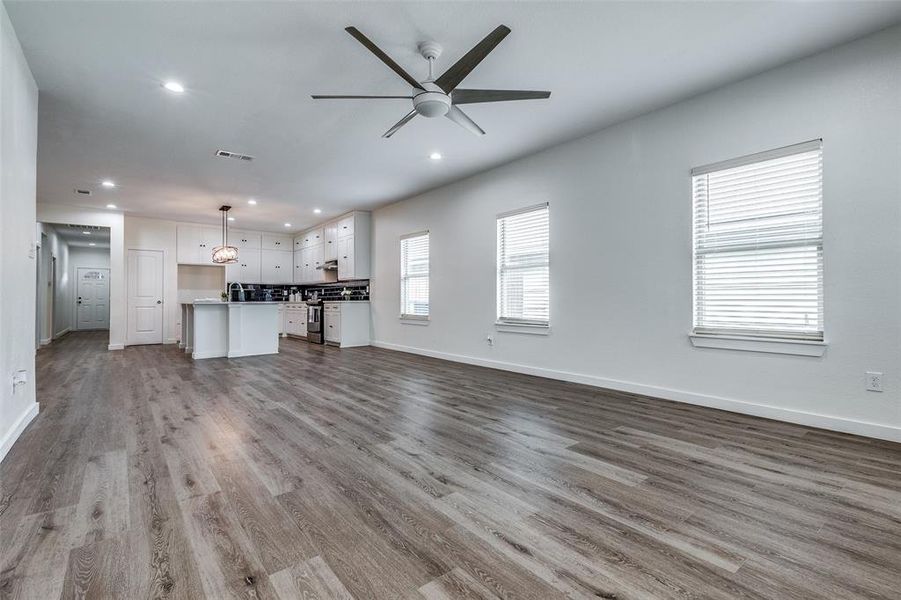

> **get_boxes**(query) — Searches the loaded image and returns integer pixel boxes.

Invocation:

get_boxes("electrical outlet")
[12,370,27,393]
[865,371,883,392]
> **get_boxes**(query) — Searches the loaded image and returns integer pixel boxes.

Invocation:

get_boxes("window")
[497,204,549,326]
[692,140,823,341]
[400,231,429,319]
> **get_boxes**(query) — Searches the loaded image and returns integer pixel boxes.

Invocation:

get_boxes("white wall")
[0,1,39,461]
[371,26,901,441]
[36,223,72,338]
[36,206,125,349]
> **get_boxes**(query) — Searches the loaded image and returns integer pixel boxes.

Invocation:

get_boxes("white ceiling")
[8,1,901,233]
[48,223,111,248]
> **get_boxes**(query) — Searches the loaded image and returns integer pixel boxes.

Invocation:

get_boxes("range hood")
[316,259,338,271]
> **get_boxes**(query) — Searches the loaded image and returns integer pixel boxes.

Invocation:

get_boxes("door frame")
[75,266,111,331]
[126,248,165,346]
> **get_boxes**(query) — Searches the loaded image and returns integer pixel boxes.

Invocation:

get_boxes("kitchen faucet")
[229,281,245,302]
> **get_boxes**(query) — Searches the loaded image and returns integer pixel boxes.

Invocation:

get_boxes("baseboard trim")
[39,337,51,346]
[164,338,178,345]
[192,350,225,359]
[371,340,900,443]
[108,343,125,351]
[0,402,39,464]
[53,327,71,339]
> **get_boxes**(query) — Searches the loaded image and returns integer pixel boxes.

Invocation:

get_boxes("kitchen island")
[180,300,280,359]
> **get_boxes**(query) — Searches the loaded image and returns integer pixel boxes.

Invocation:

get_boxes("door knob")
[156,300,162,304]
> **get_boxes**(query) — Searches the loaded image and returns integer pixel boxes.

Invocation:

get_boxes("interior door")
[76,267,110,330]
[127,249,164,345]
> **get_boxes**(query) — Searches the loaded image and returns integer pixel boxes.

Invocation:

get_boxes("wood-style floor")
[1,332,900,599]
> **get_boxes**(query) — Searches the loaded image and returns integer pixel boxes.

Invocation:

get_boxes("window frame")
[496,203,550,329]
[690,139,825,349]
[399,230,430,321]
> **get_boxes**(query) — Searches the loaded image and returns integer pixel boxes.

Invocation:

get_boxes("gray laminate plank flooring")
[1,331,899,599]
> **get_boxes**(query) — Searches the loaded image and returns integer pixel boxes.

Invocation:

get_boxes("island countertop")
[180,301,280,359]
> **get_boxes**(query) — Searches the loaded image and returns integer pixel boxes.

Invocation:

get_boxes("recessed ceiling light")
[88,242,96,246]
[163,81,185,93]
[284,223,292,228]
[247,199,257,205]
[227,216,235,221]
[429,152,442,160]
[82,231,91,235]
[313,208,322,214]
[106,203,117,209]
[101,180,115,188]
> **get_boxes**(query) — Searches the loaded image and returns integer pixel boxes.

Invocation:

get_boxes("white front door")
[76,267,110,330]
[127,249,163,345]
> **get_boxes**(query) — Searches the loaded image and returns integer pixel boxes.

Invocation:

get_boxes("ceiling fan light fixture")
[412,83,451,118]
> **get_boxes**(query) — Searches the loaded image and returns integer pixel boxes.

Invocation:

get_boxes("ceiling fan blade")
[383,110,418,138]
[445,105,485,136]
[434,25,511,93]
[311,95,412,99]
[452,89,551,104]
[345,27,424,90]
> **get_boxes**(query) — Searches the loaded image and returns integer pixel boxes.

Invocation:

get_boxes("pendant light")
[211,205,239,264]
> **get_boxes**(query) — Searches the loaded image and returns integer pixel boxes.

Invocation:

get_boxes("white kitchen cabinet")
[176,225,222,265]
[262,233,292,251]
[293,248,310,283]
[293,227,324,250]
[284,305,307,338]
[225,248,261,283]
[335,212,371,281]
[324,305,340,344]
[261,249,292,284]
[230,230,261,250]
[323,302,369,347]
[336,216,354,239]
[337,237,354,279]
[324,221,338,261]
[293,244,335,284]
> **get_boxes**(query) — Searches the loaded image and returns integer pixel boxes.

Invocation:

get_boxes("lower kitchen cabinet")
[323,302,369,347]
[284,305,307,338]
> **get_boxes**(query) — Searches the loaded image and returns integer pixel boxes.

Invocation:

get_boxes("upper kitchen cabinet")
[230,230,261,250]
[324,221,338,261]
[262,233,292,251]
[293,227,324,250]
[335,212,370,281]
[336,215,355,239]
[225,248,261,283]
[176,225,222,265]
[261,249,293,284]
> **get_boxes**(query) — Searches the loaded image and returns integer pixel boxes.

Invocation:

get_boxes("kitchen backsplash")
[229,280,370,302]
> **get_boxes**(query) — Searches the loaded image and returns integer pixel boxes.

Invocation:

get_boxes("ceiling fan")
[312,25,551,138]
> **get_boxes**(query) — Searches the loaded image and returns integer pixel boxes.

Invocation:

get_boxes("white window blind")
[497,204,549,325]
[400,231,429,319]
[692,140,823,341]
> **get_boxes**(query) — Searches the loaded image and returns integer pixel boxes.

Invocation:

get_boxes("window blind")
[692,140,823,341]
[497,204,549,325]
[400,232,429,318]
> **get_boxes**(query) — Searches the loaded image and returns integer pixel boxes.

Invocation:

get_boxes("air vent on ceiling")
[215,149,255,162]
[67,224,104,232]
[74,188,92,195]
